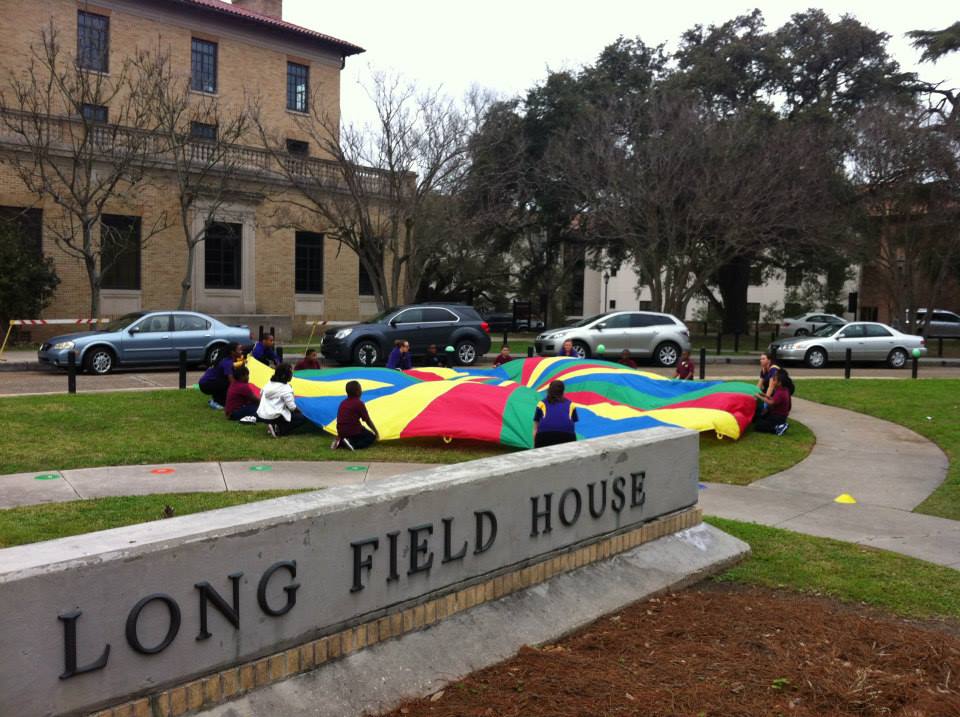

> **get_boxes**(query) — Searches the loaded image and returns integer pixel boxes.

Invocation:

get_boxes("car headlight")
[334,328,353,340]
[791,342,809,350]
[547,332,568,340]
[52,341,75,350]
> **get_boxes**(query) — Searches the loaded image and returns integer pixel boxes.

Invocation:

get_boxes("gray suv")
[916,309,960,338]
[534,311,691,366]
[321,304,492,366]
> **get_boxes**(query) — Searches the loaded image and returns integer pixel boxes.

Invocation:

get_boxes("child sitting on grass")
[294,348,321,371]
[754,373,791,436]
[493,344,514,367]
[333,380,379,450]
[257,363,307,437]
[224,365,259,422]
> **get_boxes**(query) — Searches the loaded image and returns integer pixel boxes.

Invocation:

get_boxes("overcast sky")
[281,1,960,125]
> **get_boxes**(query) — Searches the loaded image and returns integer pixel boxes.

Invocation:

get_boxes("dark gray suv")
[320,304,492,366]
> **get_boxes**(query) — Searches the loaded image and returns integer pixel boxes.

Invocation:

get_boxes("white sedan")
[780,313,847,336]
[768,321,927,369]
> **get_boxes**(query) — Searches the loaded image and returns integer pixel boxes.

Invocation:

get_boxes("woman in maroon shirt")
[333,380,379,450]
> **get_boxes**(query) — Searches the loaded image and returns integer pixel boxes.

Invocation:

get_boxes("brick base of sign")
[89,507,703,717]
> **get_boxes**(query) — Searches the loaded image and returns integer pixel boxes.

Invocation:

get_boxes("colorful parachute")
[246,357,758,448]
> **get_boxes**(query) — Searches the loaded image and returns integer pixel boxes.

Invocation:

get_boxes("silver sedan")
[769,321,926,369]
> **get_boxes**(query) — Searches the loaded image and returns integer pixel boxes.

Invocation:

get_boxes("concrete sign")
[0,427,698,717]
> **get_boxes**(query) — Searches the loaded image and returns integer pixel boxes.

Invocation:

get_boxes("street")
[0,360,957,397]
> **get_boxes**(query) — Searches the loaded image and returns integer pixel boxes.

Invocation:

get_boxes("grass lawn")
[700,420,814,485]
[797,379,960,521]
[0,491,305,548]
[708,517,960,621]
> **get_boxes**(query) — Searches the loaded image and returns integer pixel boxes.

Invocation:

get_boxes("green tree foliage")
[0,221,59,327]
[908,21,960,63]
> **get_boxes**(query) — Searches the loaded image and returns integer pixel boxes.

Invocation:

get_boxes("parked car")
[320,303,492,366]
[915,309,960,338]
[483,312,514,333]
[780,313,847,336]
[768,321,926,368]
[534,311,691,366]
[37,311,252,375]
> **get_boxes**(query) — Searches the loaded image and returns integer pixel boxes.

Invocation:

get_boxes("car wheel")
[84,346,115,375]
[353,340,380,367]
[655,341,681,367]
[205,344,227,367]
[795,328,809,336]
[456,340,478,366]
[571,340,591,359]
[804,347,827,369]
[887,348,908,369]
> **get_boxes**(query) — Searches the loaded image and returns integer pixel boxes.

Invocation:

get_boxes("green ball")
[445,345,455,353]
[912,348,922,358]
[597,344,606,353]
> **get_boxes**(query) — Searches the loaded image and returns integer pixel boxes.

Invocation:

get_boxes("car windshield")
[811,324,842,337]
[569,313,607,328]
[101,313,144,332]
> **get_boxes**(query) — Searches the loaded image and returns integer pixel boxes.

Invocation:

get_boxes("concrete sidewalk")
[699,398,959,569]
[1,399,958,569]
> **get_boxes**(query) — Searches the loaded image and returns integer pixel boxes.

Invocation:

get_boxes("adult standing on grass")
[533,380,579,448]
[333,380,379,450]
[198,342,244,410]
[754,373,791,435]
[387,340,412,370]
[251,334,280,367]
[257,363,307,437]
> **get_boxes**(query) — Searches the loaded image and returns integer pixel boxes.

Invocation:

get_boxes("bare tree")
[0,25,165,317]
[131,46,252,309]
[255,72,473,310]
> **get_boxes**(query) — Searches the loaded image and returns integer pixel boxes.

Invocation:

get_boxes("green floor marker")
[34,473,59,480]
[345,466,367,472]
[249,465,273,472]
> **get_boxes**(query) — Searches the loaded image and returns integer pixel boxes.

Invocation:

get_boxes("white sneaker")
[208,399,223,410]
[239,415,257,424]
[266,423,278,438]
[330,438,339,450]
[342,437,355,451]
[775,422,789,436]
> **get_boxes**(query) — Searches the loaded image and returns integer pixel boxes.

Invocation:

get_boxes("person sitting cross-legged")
[224,365,259,422]
[333,380,379,450]
[257,363,307,437]
[754,373,791,436]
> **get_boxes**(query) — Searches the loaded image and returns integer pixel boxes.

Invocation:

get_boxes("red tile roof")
[172,0,364,56]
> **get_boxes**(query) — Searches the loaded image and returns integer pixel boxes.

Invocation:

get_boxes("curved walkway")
[1,400,958,569]
[699,398,959,569]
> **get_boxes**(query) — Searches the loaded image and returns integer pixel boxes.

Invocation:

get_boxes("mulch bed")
[380,584,960,717]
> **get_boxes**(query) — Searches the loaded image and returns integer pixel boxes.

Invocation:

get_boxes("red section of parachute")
[655,392,758,433]
[400,382,515,442]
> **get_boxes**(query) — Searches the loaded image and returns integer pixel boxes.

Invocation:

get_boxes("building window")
[101,215,141,290]
[191,39,218,94]
[749,264,763,286]
[204,222,242,290]
[785,267,803,287]
[81,104,108,123]
[358,260,374,295]
[77,11,109,72]
[190,122,217,141]
[286,139,309,156]
[0,207,43,255]
[295,232,324,294]
[287,62,309,113]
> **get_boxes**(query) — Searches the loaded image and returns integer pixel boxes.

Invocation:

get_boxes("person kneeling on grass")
[493,344,513,368]
[333,380,379,450]
[754,373,791,436]
[386,340,413,370]
[198,342,244,410]
[257,363,307,437]
[224,365,259,422]
[533,379,579,448]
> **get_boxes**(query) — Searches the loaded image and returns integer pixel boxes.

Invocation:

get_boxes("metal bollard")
[277,346,284,362]
[503,331,509,347]
[716,333,722,355]
[527,346,534,358]
[938,338,943,358]
[844,348,852,380]
[179,350,187,389]
[734,332,740,353]
[912,355,918,379]
[258,325,264,341]
[270,326,275,339]
[754,329,760,351]
[699,347,706,380]
[67,351,77,394]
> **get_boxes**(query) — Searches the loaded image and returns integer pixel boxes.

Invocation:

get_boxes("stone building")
[0,0,379,338]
